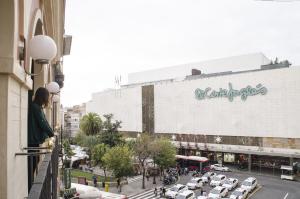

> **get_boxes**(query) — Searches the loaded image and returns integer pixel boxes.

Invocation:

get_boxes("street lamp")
[29,35,57,64]
[46,81,60,94]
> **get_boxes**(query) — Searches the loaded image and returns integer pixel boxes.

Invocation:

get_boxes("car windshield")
[212,176,221,181]
[242,181,252,186]
[189,179,198,183]
[175,194,186,199]
[203,173,210,177]
[232,190,243,196]
[210,188,221,194]
[224,179,232,184]
[170,186,179,192]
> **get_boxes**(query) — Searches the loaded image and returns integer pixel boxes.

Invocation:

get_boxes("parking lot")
[176,170,300,199]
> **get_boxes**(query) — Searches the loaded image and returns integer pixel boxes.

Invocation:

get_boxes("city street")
[126,171,300,199]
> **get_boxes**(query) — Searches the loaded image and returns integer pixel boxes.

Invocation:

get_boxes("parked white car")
[166,184,188,198]
[241,177,257,193]
[187,177,203,190]
[201,172,217,183]
[175,190,196,199]
[210,174,227,187]
[229,188,248,199]
[210,164,230,172]
[222,178,238,191]
[208,186,228,198]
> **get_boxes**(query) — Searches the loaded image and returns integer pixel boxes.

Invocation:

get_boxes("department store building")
[87,53,300,173]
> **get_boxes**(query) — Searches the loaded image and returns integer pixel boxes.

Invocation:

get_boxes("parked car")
[175,190,196,199]
[201,172,217,183]
[187,177,203,190]
[210,174,227,187]
[229,188,248,199]
[210,164,230,172]
[166,184,188,198]
[241,177,257,193]
[208,186,228,198]
[222,178,238,191]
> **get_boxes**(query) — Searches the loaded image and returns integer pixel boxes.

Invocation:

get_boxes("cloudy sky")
[61,0,300,107]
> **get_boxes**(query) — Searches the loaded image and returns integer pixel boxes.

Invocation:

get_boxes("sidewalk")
[106,176,164,196]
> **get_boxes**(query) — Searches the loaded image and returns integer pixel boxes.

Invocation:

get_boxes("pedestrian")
[200,188,203,196]
[154,187,158,196]
[162,187,166,196]
[117,178,121,189]
[146,172,150,181]
[92,175,97,187]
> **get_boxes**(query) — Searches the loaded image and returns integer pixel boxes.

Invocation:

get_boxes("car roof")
[191,177,201,180]
[227,178,237,181]
[179,190,194,196]
[235,188,246,192]
[175,184,185,188]
[216,174,226,177]
[214,186,224,191]
[245,177,256,182]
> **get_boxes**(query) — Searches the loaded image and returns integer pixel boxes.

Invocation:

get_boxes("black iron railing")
[28,136,59,199]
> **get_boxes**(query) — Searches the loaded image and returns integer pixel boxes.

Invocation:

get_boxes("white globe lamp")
[52,94,60,103]
[46,82,60,94]
[29,35,57,64]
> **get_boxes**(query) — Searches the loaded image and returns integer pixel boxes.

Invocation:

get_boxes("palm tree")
[80,112,102,135]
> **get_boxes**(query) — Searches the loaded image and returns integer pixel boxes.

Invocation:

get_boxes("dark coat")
[28,102,54,145]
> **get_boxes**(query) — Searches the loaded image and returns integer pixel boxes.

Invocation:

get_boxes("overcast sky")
[61,0,300,107]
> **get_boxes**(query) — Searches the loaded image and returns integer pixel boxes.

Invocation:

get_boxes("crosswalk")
[127,175,143,184]
[128,187,170,199]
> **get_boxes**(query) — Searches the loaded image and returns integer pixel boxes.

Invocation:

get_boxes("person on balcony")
[27,87,54,189]
[28,87,54,145]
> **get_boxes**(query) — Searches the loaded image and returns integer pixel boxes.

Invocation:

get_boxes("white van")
[280,165,295,181]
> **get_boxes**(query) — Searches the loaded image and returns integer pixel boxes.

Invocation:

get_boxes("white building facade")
[64,103,86,138]
[87,53,300,172]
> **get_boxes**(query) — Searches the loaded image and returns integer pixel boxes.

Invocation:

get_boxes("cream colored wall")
[6,76,28,199]
[0,75,8,199]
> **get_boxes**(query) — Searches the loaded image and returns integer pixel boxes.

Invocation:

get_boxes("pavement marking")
[128,187,171,199]
[283,193,289,199]
[247,184,262,199]
[127,175,143,184]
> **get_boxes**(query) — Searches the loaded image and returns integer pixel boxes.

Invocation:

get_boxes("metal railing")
[27,136,59,199]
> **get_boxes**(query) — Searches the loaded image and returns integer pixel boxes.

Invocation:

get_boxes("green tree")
[134,133,152,189]
[80,113,102,135]
[74,131,101,160]
[103,145,133,192]
[153,138,176,177]
[92,144,109,180]
[100,114,123,147]
[62,139,74,168]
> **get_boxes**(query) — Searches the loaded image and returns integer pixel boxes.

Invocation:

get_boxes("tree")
[92,144,109,180]
[74,131,101,160]
[134,133,152,189]
[103,145,133,192]
[100,114,123,147]
[80,112,102,135]
[62,139,74,168]
[153,138,176,178]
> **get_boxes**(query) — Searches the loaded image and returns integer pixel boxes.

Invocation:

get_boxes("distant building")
[64,103,86,138]
[87,53,300,173]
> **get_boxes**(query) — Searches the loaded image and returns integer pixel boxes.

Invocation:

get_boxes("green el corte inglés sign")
[195,83,267,102]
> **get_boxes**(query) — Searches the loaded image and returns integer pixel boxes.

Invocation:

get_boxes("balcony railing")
[27,136,59,199]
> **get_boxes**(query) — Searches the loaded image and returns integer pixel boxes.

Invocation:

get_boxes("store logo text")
[195,83,267,102]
